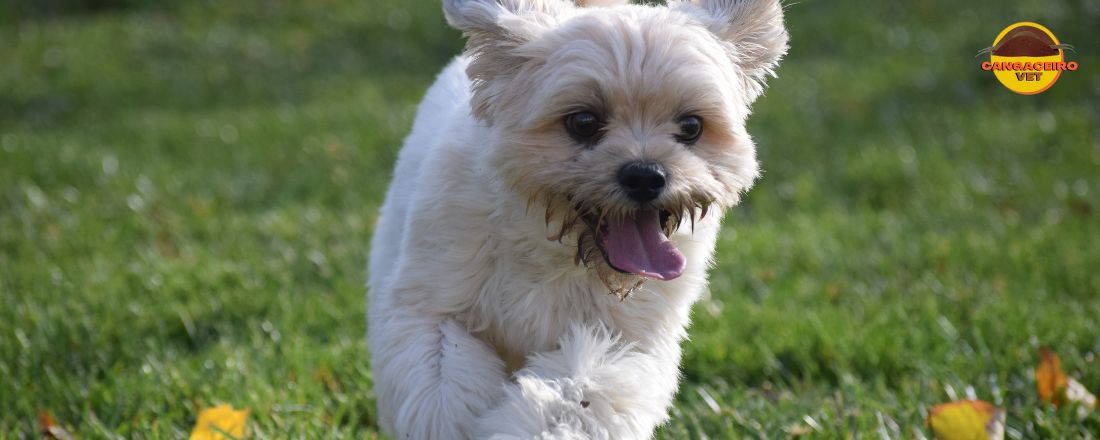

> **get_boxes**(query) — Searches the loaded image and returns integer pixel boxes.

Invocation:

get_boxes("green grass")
[2,0,1099,437]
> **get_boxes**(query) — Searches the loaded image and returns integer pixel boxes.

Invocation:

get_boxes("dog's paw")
[476,375,606,439]
[474,325,671,439]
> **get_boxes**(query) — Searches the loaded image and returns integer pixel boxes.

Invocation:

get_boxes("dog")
[367,0,787,437]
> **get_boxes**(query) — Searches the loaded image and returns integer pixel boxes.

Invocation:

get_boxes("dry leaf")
[1036,346,1097,409]
[189,404,250,440]
[37,410,75,440]
[1036,346,1070,406]
[926,400,1004,440]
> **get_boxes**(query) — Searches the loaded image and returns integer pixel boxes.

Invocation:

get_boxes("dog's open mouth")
[581,209,686,281]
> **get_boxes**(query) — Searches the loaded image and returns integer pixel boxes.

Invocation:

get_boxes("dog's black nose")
[618,161,666,203]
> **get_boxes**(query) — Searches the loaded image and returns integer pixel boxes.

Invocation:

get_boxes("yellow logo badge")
[979,22,1077,95]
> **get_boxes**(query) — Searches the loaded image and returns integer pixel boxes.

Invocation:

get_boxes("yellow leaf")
[189,404,250,440]
[927,400,1004,440]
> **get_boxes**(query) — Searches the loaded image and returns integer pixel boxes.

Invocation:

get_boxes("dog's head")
[445,0,787,295]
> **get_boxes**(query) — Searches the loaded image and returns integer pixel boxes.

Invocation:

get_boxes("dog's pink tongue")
[605,209,685,281]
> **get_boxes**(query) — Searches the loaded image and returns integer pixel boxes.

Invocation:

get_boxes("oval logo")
[979,22,1078,95]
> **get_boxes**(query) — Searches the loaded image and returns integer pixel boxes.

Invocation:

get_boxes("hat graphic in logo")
[978,22,1078,95]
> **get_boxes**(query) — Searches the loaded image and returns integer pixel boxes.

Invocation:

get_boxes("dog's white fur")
[368,0,786,438]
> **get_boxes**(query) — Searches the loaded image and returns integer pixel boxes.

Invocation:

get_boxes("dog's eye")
[564,112,604,144]
[674,115,703,145]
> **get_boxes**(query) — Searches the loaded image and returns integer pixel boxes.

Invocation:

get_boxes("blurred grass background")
[2,0,1099,437]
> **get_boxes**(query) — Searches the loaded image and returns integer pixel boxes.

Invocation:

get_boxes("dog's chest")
[467,261,616,367]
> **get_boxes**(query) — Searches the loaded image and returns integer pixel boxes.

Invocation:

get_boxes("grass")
[2,0,1098,437]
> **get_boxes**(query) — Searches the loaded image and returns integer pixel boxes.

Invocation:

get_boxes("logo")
[978,22,1077,95]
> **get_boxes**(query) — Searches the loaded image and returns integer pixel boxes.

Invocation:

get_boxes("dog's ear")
[675,0,788,101]
[443,0,573,120]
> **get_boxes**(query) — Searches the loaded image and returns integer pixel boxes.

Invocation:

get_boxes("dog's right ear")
[444,0,573,120]
[674,0,788,102]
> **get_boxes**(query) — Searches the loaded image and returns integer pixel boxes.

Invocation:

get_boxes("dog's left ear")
[443,0,571,37]
[675,0,789,101]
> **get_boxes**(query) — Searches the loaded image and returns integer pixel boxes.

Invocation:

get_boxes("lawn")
[2,0,1098,437]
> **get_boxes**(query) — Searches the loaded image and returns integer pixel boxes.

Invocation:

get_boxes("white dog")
[368,0,787,437]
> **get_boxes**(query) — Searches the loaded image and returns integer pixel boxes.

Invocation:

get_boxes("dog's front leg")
[473,324,676,439]
[371,310,508,439]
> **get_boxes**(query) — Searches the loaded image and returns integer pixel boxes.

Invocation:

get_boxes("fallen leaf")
[189,404,250,440]
[1036,346,1097,409]
[1036,346,1070,406]
[38,410,76,440]
[926,400,1004,440]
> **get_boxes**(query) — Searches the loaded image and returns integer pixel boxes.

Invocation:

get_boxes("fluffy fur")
[367,0,787,438]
